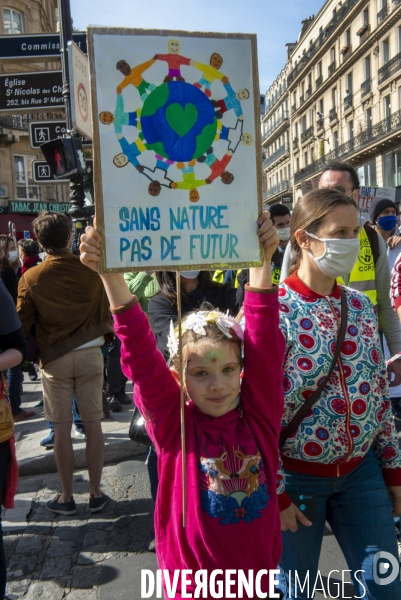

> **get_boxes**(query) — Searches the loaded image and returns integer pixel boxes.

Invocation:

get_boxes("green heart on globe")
[166,103,198,137]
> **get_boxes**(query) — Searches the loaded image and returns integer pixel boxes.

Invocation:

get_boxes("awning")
[0,214,35,238]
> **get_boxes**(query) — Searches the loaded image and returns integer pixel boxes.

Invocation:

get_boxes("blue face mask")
[377,215,397,231]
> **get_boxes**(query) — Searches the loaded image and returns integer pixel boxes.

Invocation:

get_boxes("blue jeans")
[48,397,83,433]
[278,449,401,599]
[7,365,22,417]
[0,440,10,600]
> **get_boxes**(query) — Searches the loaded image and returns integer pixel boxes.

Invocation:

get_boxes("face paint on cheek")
[204,350,224,364]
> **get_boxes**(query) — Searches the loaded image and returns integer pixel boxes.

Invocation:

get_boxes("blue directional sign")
[0,32,87,62]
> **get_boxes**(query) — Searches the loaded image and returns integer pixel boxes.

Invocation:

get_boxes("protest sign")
[88,27,262,272]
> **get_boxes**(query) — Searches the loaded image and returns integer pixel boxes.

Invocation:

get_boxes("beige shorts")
[41,347,104,423]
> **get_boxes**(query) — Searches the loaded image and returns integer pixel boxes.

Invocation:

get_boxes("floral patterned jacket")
[277,272,401,511]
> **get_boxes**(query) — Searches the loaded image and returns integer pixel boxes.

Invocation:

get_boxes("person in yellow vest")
[212,269,241,288]
[281,161,401,386]
[270,203,291,285]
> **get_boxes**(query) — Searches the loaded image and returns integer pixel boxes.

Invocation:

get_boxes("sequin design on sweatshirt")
[199,447,269,524]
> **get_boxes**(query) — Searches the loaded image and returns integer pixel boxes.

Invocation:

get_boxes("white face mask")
[306,232,360,279]
[180,270,200,279]
[8,250,18,263]
[277,227,290,241]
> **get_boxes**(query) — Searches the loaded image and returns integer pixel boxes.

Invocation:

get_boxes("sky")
[70,0,324,93]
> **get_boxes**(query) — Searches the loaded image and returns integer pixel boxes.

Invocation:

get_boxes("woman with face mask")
[0,236,35,422]
[277,189,401,600]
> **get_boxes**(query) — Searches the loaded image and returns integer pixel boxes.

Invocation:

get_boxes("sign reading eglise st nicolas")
[0,71,63,112]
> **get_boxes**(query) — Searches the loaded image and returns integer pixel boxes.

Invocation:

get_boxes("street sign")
[0,71,62,113]
[24,231,30,239]
[68,42,92,140]
[33,159,93,183]
[0,32,87,62]
[33,160,69,183]
[29,121,91,149]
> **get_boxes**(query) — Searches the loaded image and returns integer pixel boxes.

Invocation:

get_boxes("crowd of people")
[1,159,401,598]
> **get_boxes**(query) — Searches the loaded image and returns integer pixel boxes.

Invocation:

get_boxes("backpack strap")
[279,287,348,451]
[364,223,379,266]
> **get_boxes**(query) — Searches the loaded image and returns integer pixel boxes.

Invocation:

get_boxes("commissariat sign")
[88,27,263,273]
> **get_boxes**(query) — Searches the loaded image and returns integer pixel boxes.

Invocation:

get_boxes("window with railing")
[300,94,305,106]
[294,108,401,183]
[286,0,360,85]
[328,61,336,76]
[316,75,323,89]
[301,125,314,144]
[361,78,371,96]
[378,51,401,84]
[329,107,337,121]
[344,94,353,110]
[14,155,40,200]
[377,3,389,24]
[305,86,312,99]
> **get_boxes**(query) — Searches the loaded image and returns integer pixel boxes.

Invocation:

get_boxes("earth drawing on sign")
[98,39,253,203]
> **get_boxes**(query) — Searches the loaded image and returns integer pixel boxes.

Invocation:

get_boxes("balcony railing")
[329,107,338,122]
[292,102,298,113]
[361,78,371,96]
[393,0,401,6]
[294,108,401,183]
[0,115,29,131]
[301,125,314,144]
[378,51,401,84]
[264,179,291,200]
[263,144,290,169]
[315,75,323,89]
[344,95,353,111]
[300,94,305,106]
[286,0,359,86]
[262,111,289,141]
[293,137,299,148]
[377,4,389,24]
[317,119,324,131]
[328,61,336,76]
[305,86,312,99]
[265,80,288,115]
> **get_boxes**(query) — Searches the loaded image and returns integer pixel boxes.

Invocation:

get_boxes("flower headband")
[167,310,244,358]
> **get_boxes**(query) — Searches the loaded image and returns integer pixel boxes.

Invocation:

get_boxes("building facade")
[0,0,69,236]
[290,0,401,200]
[262,59,292,207]
[262,0,401,205]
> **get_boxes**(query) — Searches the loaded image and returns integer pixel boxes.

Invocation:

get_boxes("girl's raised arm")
[249,211,279,289]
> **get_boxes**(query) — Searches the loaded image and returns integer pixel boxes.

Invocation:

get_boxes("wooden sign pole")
[176,272,186,527]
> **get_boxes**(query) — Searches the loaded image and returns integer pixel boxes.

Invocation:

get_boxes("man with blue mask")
[369,197,401,422]
[369,197,400,247]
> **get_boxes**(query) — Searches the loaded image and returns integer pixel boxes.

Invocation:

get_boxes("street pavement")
[4,374,400,599]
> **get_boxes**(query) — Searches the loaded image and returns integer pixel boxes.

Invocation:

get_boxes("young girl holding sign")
[80,213,284,599]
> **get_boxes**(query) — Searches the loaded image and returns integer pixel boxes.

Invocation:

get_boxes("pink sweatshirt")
[114,286,285,598]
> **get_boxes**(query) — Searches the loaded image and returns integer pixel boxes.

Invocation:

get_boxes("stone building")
[0,0,70,236]
[262,0,401,204]
[261,51,293,207]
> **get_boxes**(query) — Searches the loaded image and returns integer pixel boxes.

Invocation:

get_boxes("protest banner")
[87,27,262,273]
